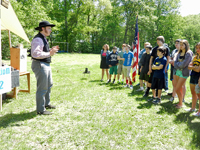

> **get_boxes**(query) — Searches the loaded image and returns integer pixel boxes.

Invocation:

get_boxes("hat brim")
[35,24,55,30]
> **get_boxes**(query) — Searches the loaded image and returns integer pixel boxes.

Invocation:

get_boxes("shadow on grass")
[137,101,154,109]
[135,96,148,101]
[184,101,192,108]
[128,90,153,97]
[97,82,126,90]
[89,80,101,83]
[0,111,37,128]
[135,93,179,112]
[156,101,179,115]
[108,83,124,90]
[109,86,124,90]
[160,94,171,100]
[80,78,88,80]
[174,112,200,148]
[2,98,14,105]
[98,83,107,86]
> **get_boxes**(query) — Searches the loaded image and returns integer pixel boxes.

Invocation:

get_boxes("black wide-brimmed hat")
[35,21,55,30]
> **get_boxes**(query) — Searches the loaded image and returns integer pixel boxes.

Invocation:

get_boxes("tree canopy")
[2,0,200,58]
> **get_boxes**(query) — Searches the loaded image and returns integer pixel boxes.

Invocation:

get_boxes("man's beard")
[44,28,49,35]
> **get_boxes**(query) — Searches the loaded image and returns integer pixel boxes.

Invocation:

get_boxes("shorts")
[151,77,165,90]
[123,66,131,78]
[148,71,154,84]
[170,67,177,81]
[195,84,200,94]
[138,66,141,75]
[117,64,123,75]
[190,75,199,84]
[139,73,150,82]
[109,65,118,75]
[175,69,188,79]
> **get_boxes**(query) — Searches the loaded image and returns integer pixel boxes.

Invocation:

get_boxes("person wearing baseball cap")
[31,21,59,115]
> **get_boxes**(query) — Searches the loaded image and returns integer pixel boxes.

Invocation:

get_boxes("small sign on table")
[0,66,11,94]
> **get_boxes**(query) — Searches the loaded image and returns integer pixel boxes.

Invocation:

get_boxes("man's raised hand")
[50,45,60,56]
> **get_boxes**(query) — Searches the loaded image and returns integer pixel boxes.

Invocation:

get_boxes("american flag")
[132,15,140,82]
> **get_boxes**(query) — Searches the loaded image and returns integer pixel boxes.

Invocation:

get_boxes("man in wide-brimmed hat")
[31,21,59,115]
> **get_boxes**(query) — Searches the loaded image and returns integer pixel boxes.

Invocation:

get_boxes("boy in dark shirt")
[148,46,167,104]
[106,46,119,83]
[136,45,152,91]
[144,36,170,97]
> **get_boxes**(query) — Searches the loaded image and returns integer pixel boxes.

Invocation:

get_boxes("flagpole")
[135,13,138,83]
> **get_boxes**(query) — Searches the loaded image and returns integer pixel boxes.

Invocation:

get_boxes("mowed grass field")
[0,53,200,150]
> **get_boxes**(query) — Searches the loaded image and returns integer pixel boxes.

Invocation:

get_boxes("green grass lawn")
[0,53,200,150]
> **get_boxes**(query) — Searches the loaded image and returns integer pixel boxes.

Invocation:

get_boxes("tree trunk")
[64,0,68,51]
[124,19,128,43]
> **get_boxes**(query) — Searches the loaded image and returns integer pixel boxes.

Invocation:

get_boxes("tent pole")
[8,30,12,48]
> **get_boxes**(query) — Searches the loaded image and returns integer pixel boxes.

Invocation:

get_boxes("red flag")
[132,15,140,82]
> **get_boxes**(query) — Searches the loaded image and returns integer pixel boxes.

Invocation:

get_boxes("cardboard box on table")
[8,47,30,99]
[10,47,27,73]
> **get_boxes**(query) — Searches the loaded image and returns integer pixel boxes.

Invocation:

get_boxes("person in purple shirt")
[31,21,59,115]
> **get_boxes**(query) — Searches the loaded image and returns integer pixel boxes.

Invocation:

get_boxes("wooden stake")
[8,30,12,48]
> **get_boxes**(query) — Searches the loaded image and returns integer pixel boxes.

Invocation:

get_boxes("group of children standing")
[100,44,135,89]
[100,36,200,117]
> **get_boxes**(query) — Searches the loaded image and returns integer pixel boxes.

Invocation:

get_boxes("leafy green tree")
[180,14,200,52]
[2,0,191,56]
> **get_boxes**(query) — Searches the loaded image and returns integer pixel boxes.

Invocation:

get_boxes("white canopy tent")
[0,1,30,111]
[1,1,30,43]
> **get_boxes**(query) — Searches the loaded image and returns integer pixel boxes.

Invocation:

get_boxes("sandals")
[193,112,200,117]
[175,105,182,109]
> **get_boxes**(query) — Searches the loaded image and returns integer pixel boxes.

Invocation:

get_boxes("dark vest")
[32,32,51,63]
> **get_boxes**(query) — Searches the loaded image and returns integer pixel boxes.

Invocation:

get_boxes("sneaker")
[100,79,103,82]
[136,83,140,86]
[143,93,149,97]
[193,112,200,117]
[124,84,129,88]
[165,90,169,93]
[45,105,56,109]
[169,97,174,102]
[153,98,161,104]
[112,80,115,84]
[148,97,156,102]
[130,85,133,90]
[182,99,185,103]
[121,81,124,85]
[136,87,144,92]
[167,92,173,96]
[106,80,111,84]
[185,108,196,112]
[117,81,120,84]
[37,111,53,115]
